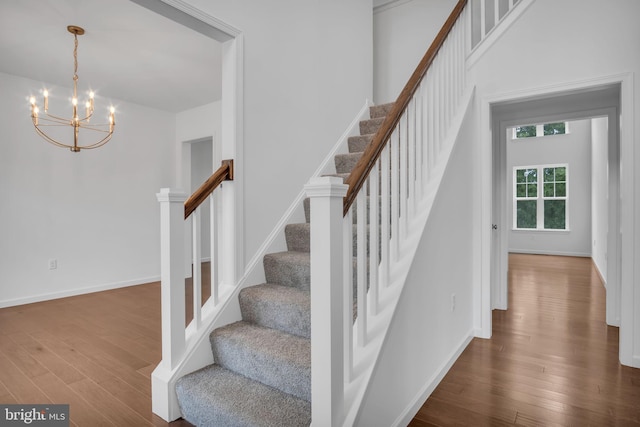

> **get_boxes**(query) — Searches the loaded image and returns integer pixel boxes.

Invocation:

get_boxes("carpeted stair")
[175,102,393,427]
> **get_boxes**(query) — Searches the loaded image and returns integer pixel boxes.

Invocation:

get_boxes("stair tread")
[176,364,311,427]
[240,283,310,338]
[211,321,310,401]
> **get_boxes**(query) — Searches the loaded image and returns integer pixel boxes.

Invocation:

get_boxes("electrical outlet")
[48,259,57,270]
[451,293,456,312]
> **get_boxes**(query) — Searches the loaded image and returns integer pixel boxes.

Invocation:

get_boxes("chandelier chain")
[73,34,79,83]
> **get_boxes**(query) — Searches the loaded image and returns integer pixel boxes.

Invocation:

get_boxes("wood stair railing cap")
[184,159,234,219]
[343,0,468,216]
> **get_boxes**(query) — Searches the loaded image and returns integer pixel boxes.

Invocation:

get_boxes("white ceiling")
[0,0,222,113]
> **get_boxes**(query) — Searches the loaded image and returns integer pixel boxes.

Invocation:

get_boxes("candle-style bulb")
[29,96,36,105]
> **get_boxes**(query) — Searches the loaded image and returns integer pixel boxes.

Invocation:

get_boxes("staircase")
[174,104,394,426]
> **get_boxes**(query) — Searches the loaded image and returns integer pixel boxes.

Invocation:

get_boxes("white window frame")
[513,163,569,231]
[512,122,570,139]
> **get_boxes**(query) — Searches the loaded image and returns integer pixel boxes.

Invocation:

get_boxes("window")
[514,122,568,139]
[514,164,568,230]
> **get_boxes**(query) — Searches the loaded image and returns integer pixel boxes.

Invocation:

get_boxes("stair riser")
[239,285,311,339]
[264,252,310,289]
[359,117,385,135]
[335,152,362,174]
[348,134,373,153]
[370,103,395,119]
[286,222,383,258]
[285,223,311,252]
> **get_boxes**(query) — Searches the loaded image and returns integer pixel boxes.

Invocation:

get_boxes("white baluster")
[416,88,424,199]
[192,209,202,329]
[480,0,487,39]
[399,112,408,239]
[343,209,354,380]
[426,71,436,179]
[380,144,390,288]
[390,127,400,262]
[407,97,417,218]
[356,190,367,347]
[209,195,218,305]
[369,162,380,315]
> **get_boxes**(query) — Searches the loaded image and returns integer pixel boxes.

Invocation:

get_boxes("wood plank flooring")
[0,279,198,426]
[410,254,640,426]
[2,255,638,426]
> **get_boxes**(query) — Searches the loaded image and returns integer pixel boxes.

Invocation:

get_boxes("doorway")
[481,79,636,366]
[131,0,245,282]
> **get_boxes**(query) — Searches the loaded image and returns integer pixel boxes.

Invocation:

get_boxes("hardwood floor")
[410,253,640,426]
[0,279,199,426]
[2,256,638,426]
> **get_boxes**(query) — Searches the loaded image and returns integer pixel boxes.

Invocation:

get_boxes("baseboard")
[591,259,607,288]
[508,249,591,258]
[392,331,474,427]
[0,275,160,309]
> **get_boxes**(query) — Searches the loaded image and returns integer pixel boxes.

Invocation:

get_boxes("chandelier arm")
[77,125,112,133]
[40,112,74,124]
[33,125,75,149]
[78,133,114,150]
[34,124,77,128]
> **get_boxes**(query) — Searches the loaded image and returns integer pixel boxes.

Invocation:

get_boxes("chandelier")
[29,26,115,152]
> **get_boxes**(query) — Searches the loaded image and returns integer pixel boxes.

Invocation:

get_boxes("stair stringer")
[153,99,372,421]
[340,86,476,427]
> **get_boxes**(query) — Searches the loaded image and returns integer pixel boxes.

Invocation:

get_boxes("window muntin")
[513,122,568,139]
[513,165,568,230]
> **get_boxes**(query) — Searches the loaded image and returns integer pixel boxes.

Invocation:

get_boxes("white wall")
[591,117,609,281]
[182,0,374,272]
[469,0,640,366]
[356,99,476,426]
[507,119,592,256]
[373,0,457,103]
[0,71,176,307]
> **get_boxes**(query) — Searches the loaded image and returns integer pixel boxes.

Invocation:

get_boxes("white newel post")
[152,188,187,422]
[305,177,348,427]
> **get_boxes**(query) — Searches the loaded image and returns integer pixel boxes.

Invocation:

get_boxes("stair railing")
[153,159,233,420]
[306,1,469,425]
[472,0,525,48]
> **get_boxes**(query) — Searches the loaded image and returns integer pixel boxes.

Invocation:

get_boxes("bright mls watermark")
[0,405,69,427]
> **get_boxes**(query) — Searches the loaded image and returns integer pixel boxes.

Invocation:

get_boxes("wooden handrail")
[184,159,234,219]
[343,0,468,216]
